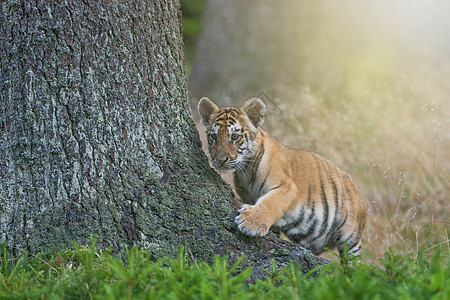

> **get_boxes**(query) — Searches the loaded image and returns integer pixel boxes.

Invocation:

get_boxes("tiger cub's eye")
[209,133,218,141]
[231,133,240,141]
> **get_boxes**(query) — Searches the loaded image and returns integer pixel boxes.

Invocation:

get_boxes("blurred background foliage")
[180,0,205,72]
[181,0,449,262]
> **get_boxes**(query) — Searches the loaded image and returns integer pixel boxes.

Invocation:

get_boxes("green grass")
[0,242,448,299]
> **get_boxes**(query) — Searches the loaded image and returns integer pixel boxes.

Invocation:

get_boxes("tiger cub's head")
[197,97,266,173]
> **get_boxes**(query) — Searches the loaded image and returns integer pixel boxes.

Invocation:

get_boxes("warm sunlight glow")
[189,0,450,260]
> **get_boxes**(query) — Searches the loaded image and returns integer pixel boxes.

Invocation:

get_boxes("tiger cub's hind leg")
[337,235,362,264]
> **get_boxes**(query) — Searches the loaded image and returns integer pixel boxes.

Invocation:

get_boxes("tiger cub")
[197,97,367,258]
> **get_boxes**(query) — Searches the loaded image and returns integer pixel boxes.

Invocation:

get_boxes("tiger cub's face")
[198,97,266,173]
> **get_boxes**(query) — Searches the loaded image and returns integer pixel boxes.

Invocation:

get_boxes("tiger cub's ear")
[198,97,219,127]
[243,98,266,128]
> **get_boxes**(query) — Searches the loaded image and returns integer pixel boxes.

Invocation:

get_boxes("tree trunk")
[0,0,326,277]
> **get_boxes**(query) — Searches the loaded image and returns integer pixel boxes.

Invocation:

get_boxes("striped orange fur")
[198,97,367,258]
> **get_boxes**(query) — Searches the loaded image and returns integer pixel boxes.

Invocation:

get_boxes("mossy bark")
[0,0,326,275]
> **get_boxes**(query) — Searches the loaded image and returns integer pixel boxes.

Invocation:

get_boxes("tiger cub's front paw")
[234,204,270,237]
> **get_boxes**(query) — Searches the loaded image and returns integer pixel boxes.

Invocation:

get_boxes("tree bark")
[0,0,326,276]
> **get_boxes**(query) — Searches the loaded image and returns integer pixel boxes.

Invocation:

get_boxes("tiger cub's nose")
[217,157,229,165]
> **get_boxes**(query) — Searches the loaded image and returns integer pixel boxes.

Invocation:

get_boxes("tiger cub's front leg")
[235,204,269,237]
[234,186,295,237]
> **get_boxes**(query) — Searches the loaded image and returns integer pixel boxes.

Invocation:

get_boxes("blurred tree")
[0,0,325,276]
[188,0,303,105]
